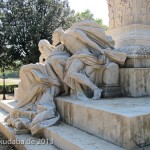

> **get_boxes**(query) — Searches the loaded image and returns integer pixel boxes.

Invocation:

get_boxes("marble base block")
[125,58,150,68]
[85,86,123,98]
[56,97,150,150]
[120,68,150,97]
[106,24,150,48]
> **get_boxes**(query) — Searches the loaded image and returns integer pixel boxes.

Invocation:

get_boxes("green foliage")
[95,18,108,30]
[0,1,108,69]
[74,9,94,21]
[0,84,18,94]
[0,71,19,78]
[66,9,108,30]
[0,0,74,66]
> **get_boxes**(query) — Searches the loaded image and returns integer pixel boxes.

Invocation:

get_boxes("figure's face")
[52,32,60,46]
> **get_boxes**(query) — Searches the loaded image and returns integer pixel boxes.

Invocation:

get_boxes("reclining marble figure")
[5,40,69,135]
[5,20,126,135]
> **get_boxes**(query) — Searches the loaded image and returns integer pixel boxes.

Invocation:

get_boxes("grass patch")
[0,78,20,86]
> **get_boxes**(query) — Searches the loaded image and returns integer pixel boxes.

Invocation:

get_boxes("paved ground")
[0,94,14,100]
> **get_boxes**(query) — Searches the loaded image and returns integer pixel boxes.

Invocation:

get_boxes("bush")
[0,85,18,94]
[0,71,19,79]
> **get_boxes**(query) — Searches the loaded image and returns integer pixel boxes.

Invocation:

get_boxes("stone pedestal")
[106,24,150,49]
[101,86,123,98]
[125,55,150,68]
[1,98,150,150]
[107,0,150,97]
[120,68,150,97]
[85,86,123,98]
[107,0,150,49]
[55,97,150,150]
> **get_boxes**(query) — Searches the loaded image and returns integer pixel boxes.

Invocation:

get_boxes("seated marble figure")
[5,39,69,135]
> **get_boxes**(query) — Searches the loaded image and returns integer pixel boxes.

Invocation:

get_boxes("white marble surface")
[55,96,150,149]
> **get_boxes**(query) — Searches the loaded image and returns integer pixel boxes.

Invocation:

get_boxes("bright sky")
[68,0,109,25]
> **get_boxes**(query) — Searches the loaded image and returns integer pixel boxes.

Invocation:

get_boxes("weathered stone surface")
[125,58,150,68]
[112,47,150,68]
[107,24,150,48]
[107,0,150,29]
[0,100,126,150]
[101,86,123,98]
[0,108,58,150]
[107,0,150,56]
[0,100,16,113]
[85,86,123,98]
[55,96,150,150]
[120,68,150,97]
[44,123,125,150]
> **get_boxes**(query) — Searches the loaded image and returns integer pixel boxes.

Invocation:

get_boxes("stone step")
[0,99,16,113]
[44,123,125,150]
[55,96,150,150]
[120,68,150,97]
[0,108,59,150]
[1,99,150,150]
[0,100,126,150]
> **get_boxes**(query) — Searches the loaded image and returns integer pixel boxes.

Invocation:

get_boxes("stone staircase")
[0,97,150,150]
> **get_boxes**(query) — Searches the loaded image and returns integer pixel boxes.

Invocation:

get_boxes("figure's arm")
[73,29,104,54]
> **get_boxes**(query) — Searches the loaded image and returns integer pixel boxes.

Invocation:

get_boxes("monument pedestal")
[120,68,150,97]
[106,24,150,49]
[55,96,150,150]
[0,98,150,150]
[106,1,150,97]
[125,56,150,68]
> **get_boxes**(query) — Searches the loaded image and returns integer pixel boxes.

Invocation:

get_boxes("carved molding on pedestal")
[116,46,150,57]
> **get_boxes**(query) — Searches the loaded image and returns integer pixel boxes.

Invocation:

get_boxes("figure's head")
[38,39,54,54]
[52,27,65,46]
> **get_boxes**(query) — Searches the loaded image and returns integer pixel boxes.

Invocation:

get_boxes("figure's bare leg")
[75,82,89,101]
[67,59,102,100]
[70,84,89,101]
[51,55,69,95]
[92,88,102,100]
[51,55,66,81]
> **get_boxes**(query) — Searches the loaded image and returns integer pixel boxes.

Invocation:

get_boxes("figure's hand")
[103,48,111,54]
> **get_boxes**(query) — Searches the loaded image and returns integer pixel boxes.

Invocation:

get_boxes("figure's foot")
[92,88,102,100]
[77,92,89,101]
[78,96,89,101]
